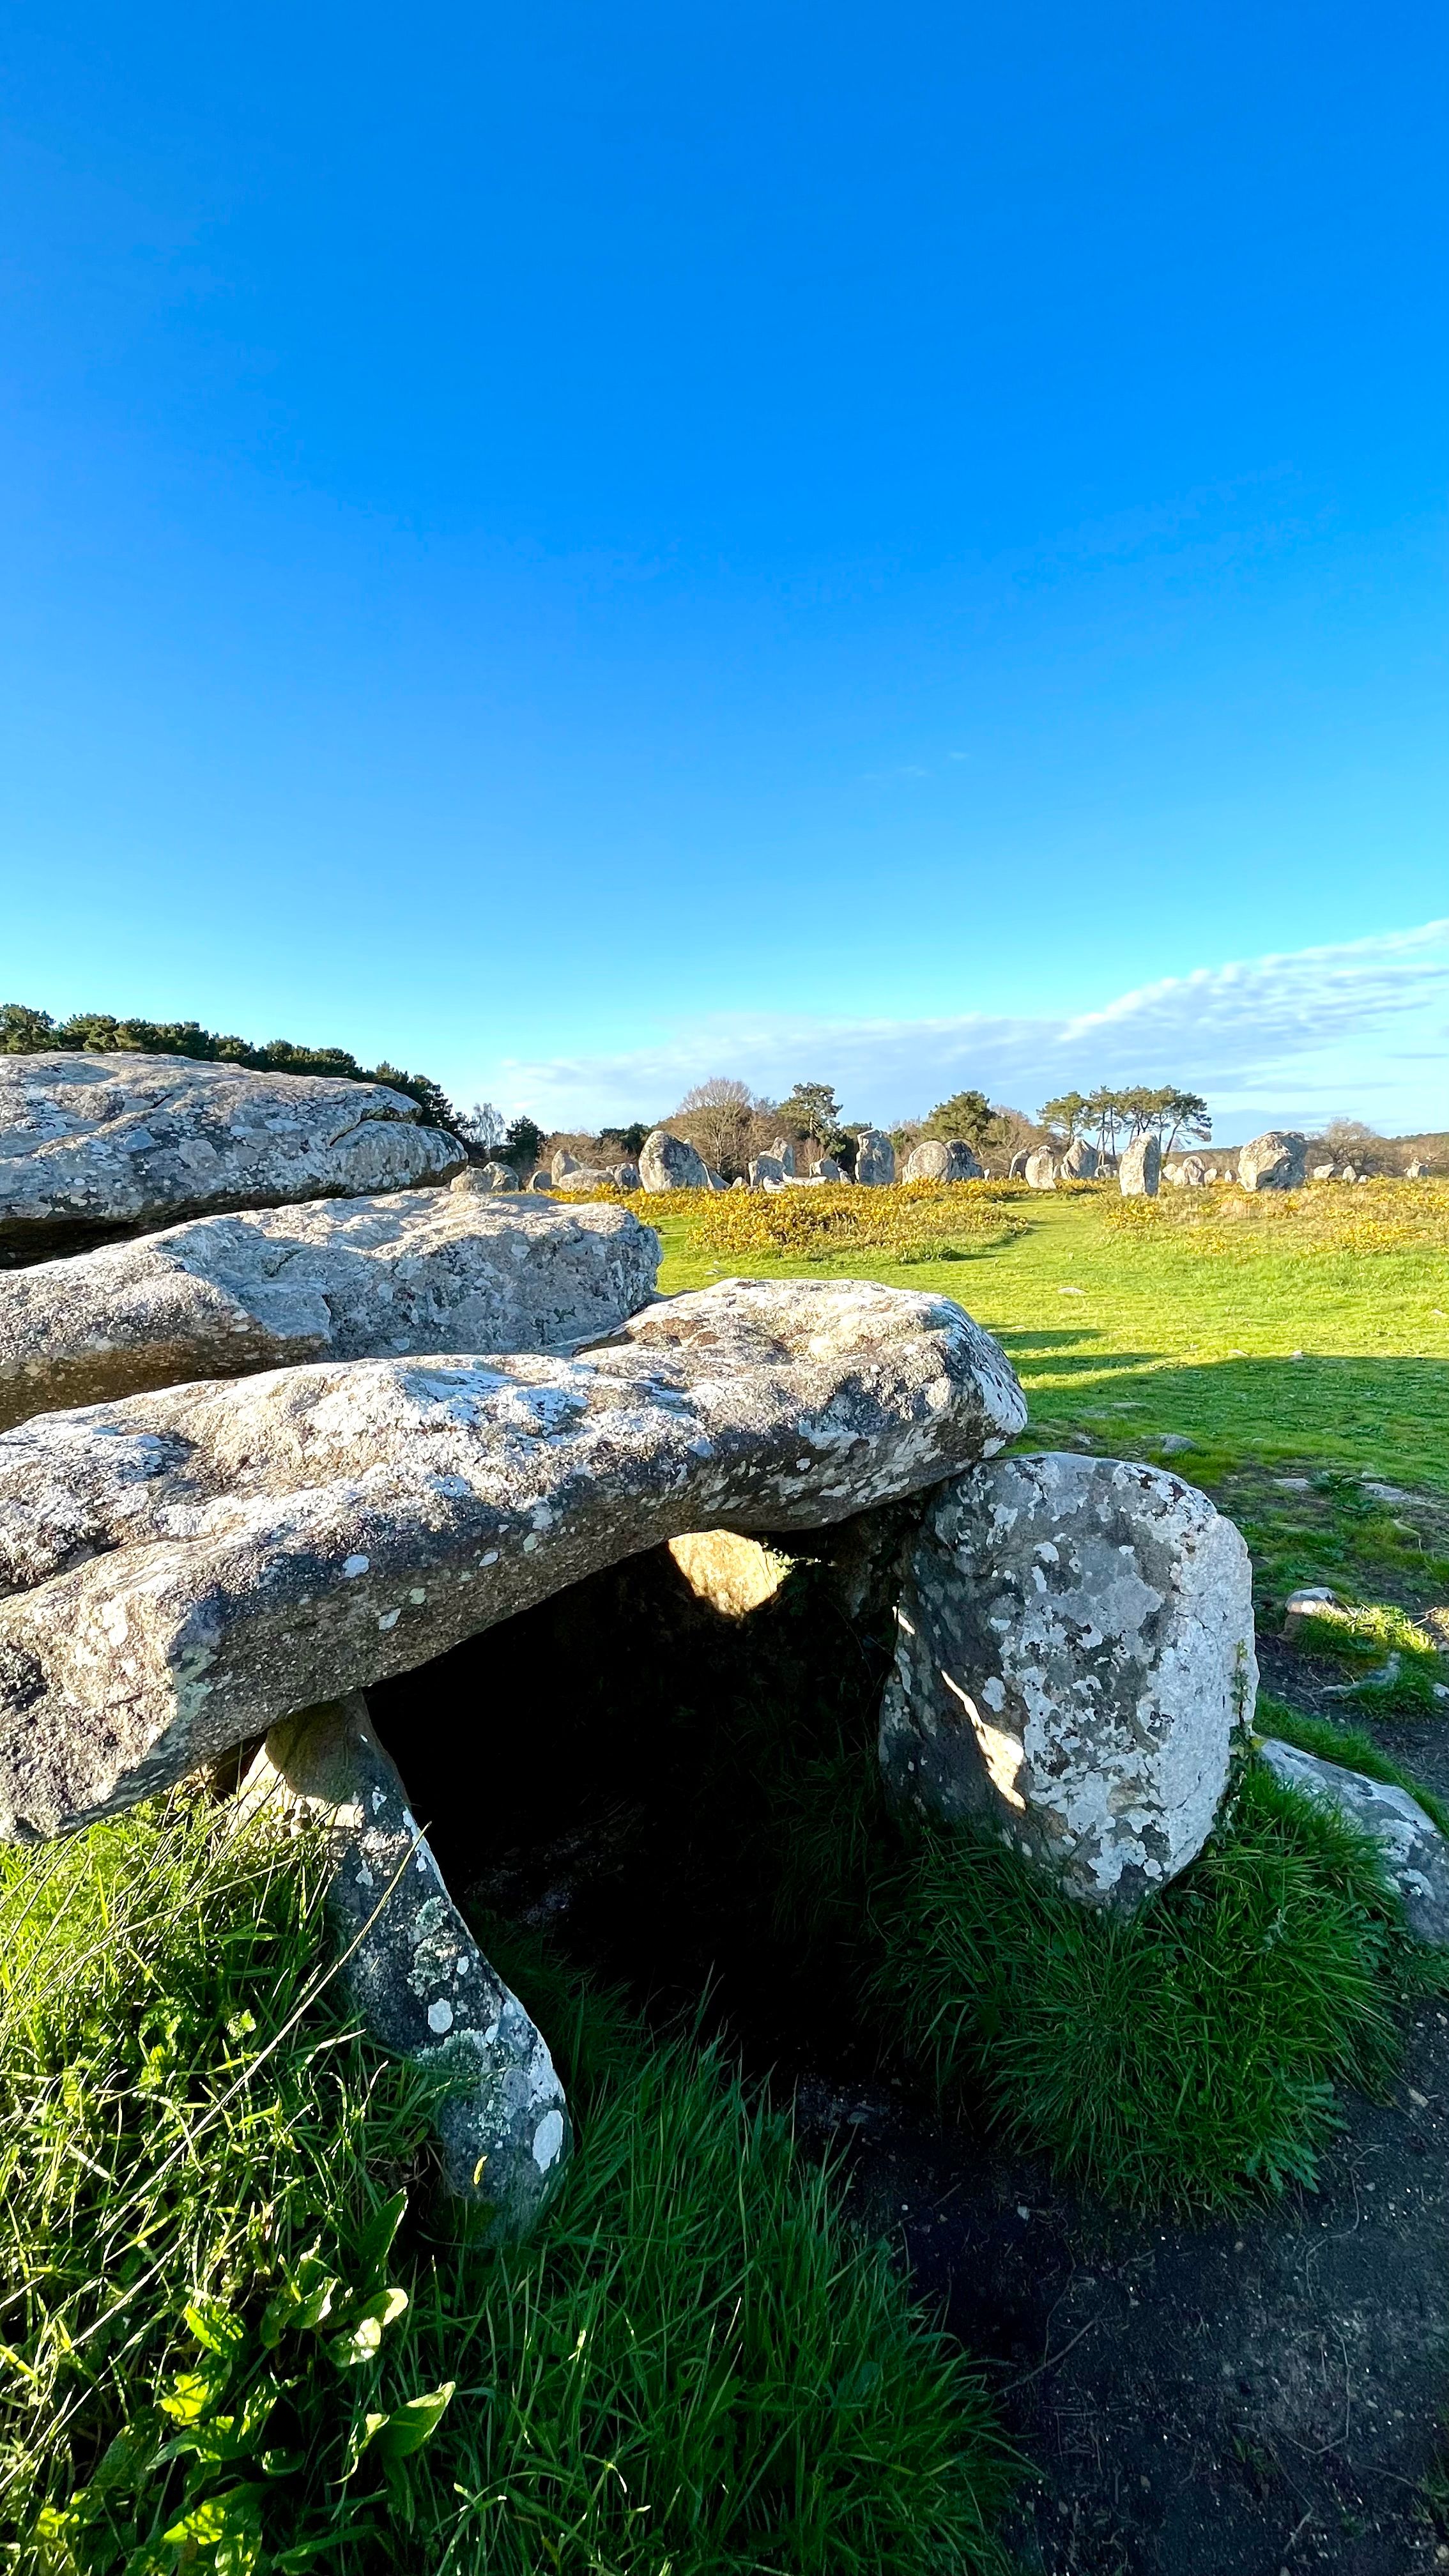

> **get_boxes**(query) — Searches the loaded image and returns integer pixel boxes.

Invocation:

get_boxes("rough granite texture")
[0,1053,463,1258]
[1257,1737,1449,1945]
[0,1275,1025,1836]
[241,1696,570,2232]
[0,1192,663,1428]
[638,1129,713,1192]
[854,1130,896,1186]
[1237,1130,1308,1191]
[1059,1139,1099,1179]
[450,1164,520,1197]
[1024,1150,1057,1190]
[902,1140,985,1183]
[1117,1133,1162,1197]
[878,1451,1257,1908]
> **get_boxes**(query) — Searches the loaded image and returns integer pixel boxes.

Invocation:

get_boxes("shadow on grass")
[1020,1351,1449,1487]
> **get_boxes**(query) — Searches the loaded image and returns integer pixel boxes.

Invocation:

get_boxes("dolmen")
[0,1049,1284,2239]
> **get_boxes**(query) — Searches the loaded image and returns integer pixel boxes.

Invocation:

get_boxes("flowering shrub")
[1106,1177,1449,1257]
[655,1181,1029,1265]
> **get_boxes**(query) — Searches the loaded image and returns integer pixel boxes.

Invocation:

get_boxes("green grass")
[654,1188,1449,1489]
[868,1759,1427,2211]
[0,1797,1013,2575]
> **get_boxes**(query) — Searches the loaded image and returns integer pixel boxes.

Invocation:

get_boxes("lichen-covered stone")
[1117,1134,1161,1197]
[452,1163,519,1196]
[1257,1737,1449,1945]
[747,1153,786,1187]
[1024,1149,1057,1190]
[0,1053,463,1259]
[638,1129,713,1192]
[902,1140,984,1183]
[0,1276,1025,1836]
[1061,1139,1099,1179]
[1238,1131,1307,1191]
[878,1451,1257,1908]
[240,1696,570,2232]
[854,1131,895,1186]
[0,1192,661,1429]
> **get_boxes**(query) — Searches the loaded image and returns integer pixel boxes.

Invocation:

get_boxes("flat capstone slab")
[0,1275,1026,1836]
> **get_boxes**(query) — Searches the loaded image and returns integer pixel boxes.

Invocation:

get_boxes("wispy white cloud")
[480,919,1449,1138]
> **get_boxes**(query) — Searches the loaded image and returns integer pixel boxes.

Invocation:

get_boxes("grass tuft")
[868,1761,1413,2211]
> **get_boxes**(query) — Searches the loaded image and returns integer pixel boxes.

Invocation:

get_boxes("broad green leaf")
[185,2298,248,2358]
[370,2381,456,2457]
[162,2483,264,2546]
[328,2285,408,2367]
[158,2352,232,2423]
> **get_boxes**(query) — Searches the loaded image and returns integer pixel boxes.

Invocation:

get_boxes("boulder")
[811,1156,842,1181]
[0,1191,662,1430]
[240,1696,571,2232]
[1117,1133,1161,1197]
[1407,1159,1430,1179]
[0,1053,463,1262]
[747,1153,786,1187]
[1008,1149,1031,1179]
[1238,1131,1307,1191]
[1257,1738,1449,1945]
[551,1167,622,1195]
[0,1276,1027,1836]
[1023,1149,1057,1190]
[902,1139,985,1183]
[1060,1139,1099,1180]
[854,1131,896,1186]
[638,1129,713,1193]
[550,1149,581,1181]
[527,1172,554,1193]
[771,1140,797,1176]
[878,1452,1257,1908]
[1176,1155,1208,1186]
[454,1163,519,1196]
[613,1162,641,1190]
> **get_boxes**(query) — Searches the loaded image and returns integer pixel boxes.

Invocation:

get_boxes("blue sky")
[1,0,1445,1138]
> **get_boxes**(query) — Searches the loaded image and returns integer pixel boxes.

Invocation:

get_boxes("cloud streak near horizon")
[481,919,1449,1134]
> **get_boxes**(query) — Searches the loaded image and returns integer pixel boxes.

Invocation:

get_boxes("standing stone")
[1176,1156,1208,1186]
[0,1191,663,1429]
[1023,1150,1057,1190]
[240,1696,571,2232]
[454,1163,519,1196]
[1256,1738,1449,1946]
[527,1171,554,1193]
[771,1140,797,1176]
[1117,1134,1161,1197]
[878,1452,1257,1909]
[0,1275,1027,1836]
[1406,1159,1430,1179]
[903,1139,985,1183]
[0,1054,465,1262]
[1060,1139,1099,1180]
[613,1162,641,1190]
[811,1156,842,1181]
[638,1130,714,1193]
[854,1131,896,1186]
[1238,1131,1307,1191]
[1008,1149,1031,1179]
[550,1149,581,1182]
[748,1153,786,1187]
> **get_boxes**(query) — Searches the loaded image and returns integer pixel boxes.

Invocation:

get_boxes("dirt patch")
[803,2021,1449,2576]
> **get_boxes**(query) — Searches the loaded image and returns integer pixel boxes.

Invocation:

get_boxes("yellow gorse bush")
[1106,1177,1449,1259]
[656,1179,1029,1265]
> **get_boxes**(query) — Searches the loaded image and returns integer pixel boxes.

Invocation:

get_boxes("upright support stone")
[240,1694,570,2236]
[879,1452,1257,1908]
[1117,1133,1160,1197]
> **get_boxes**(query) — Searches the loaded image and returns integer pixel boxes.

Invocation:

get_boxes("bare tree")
[670,1076,772,1180]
